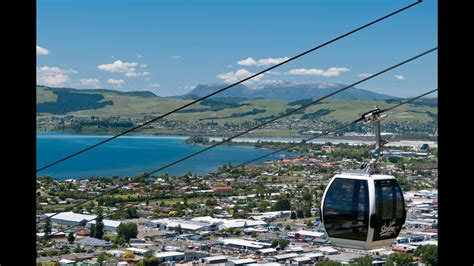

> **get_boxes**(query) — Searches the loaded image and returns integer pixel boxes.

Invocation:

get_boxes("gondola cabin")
[321,173,406,249]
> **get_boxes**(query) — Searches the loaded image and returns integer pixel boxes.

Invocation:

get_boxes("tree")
[143,257,160,266]
[96,252,109,264]
[285,224,292,231]
[143,250,154,259]
[90,225,96,239]
[271,239,279,248]
[175,224,183,234]
[251,231,257,238]
[67,232,75,243]
[385,252,413,266]
[290,211,297,219]
[43,218,52,238]
[94,206,104,239]
[126,207,139,219]
[297,209,304,218]
[122,252,135,258]
[117,223,138,242]
[351,255,373,266]
[302,188,312,202]
[278,239,289,250]
[414,244,438,265]
[306,220,314,227]
[271,197,291,211]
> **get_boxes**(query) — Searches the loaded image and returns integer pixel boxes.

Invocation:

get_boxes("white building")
[44,212,121,232]
[153,251,185,263]
[145,218,221,232]
[219,238,272,250]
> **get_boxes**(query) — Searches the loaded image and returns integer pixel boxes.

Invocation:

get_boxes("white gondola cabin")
[320,173,406,249]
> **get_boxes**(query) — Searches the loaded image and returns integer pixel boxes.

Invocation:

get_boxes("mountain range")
[181,82,394,101]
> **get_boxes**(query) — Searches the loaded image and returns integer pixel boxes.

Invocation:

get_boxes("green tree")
[317,261,343,266]
[143,250,155,259]
[351,255,373,266]
[143,257,160,266]
[117,222,138,242]
[271,239,278,248]
[251,231,257,238]
[126,207,139,219]
[175,224,183,234]
[90,225,96,238]
[302,188,312,202]
[94,206,104,239]
[43,218,52,238]
[271,197,291,211]
[297,209,304,218]
[285,224,292,231]
[67,232,75,243]
[97,253,109,264]
[414,244,438,265]
[306,220,314,227]
[385,252,413,266]
[290,211,297,219]
[278,239,289,250]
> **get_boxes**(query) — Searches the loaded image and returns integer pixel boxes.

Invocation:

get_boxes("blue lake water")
[36,132,289,179]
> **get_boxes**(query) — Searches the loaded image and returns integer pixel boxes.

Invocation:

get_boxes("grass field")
[36,86,437,124]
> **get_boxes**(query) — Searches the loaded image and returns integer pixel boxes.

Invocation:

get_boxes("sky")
[37,0,437,97]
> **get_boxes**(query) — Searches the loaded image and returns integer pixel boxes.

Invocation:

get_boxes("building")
[271,253,300,263]
[44,212,121,232]
[75,237,112,248]
[212,186,234,192]
[145,218,221,232]
[219,238,272,251]
[201,255,230,265]
[153,251,185,263]
[191,216,267,229]
[230,258,257,266]
[294,230,326,241]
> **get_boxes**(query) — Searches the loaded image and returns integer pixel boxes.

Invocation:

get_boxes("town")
[36,141,438,265]
[36,115,437,141]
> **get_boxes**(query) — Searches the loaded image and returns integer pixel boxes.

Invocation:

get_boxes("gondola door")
[370,179,406,243]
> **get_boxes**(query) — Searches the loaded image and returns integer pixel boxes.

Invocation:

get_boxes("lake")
[36,132,289,179]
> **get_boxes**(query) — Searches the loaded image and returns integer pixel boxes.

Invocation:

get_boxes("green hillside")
[36,86,437,124]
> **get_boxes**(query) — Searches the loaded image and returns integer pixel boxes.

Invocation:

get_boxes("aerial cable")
[36,0,422,173]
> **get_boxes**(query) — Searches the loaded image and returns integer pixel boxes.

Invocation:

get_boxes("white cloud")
[98,60,150,78]
[36,66,77,86]
[357,73,372,78]
[217,69,264,84]
[137,54,143,58]
[149,83,161,88]
[80,78,100,87]
[37,45,50,55]
[237,57,257,66]
[237,57,290,66]
[267,71,281,75]
[395,74,405,80]
[287,67,350,77]
[98,60,137,73]
[107,78,124,87]
[145,78,150,81]
[172,55,182,59]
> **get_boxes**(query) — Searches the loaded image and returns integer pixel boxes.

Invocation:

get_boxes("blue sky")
[37,0,437,97]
